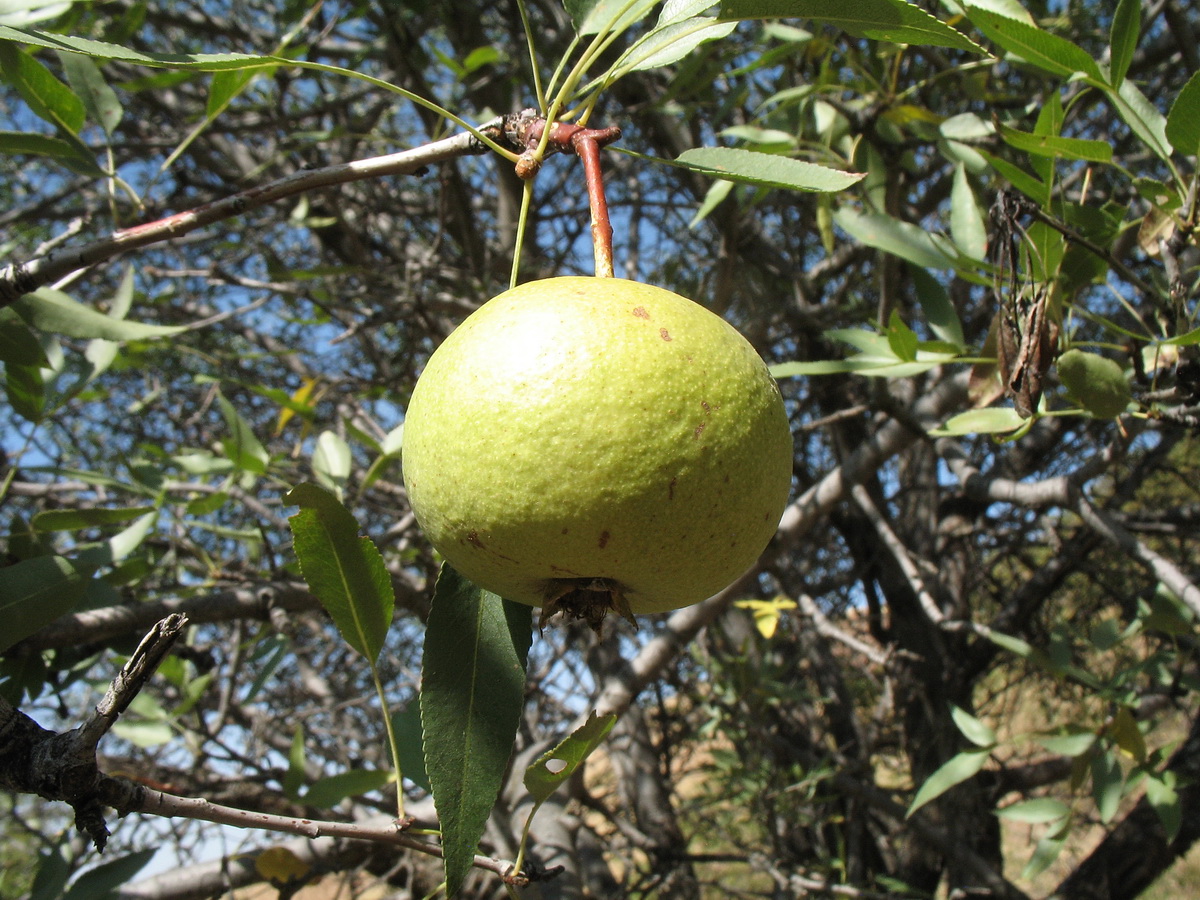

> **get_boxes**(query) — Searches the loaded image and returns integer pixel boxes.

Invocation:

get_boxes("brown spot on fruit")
[668,477,677,500]
[632,306,650,319]
[660,327,672,341]
[598,530,610,549]
[466,530,485,549]
[694,421,706,440]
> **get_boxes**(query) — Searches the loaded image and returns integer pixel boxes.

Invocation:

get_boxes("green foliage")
[421,566,532,896]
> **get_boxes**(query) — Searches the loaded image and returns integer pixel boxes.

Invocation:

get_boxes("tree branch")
[0,125,502,307]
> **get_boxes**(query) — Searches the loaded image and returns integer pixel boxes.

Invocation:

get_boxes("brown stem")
[509,116,622,278]
[573,130,618,278]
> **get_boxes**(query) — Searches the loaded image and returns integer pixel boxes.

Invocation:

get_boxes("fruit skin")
[401,276,793,618]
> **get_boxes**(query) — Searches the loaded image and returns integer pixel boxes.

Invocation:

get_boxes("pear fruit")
[402,276,792,627]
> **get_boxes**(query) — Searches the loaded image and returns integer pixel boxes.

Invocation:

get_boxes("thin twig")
[0,125,502,307]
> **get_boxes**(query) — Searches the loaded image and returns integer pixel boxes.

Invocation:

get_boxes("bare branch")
[0,126,501,307]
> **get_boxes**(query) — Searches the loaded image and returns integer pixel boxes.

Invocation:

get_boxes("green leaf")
[995,798,1070,824]
[283,727,306,801]
[206,67,257,119]
[563,0,657,35]
[929,407,1028,436]
[911,268,964,348]
[0,554,89,652]
[1057,349,1132,418]
[965,6,1101,80]
[216,391,270,474]
[58,51,122,136]
[979,149,1046,204]
[1036,729,1097,757]
[1144,771,1181,842]
[614,18,736,75]
[312,430,352,494]
[0,129,104,174]
[1166,70,1200,158]
[886,311,918,362]
[5,360,45,423]
[949,163,987,260]
[61,848,156,900]
[675,147,864,192]
[302,769,391,809]
[392,704,430,793]
[997,123,1113,163]
[1108,78,1172,162]
[421,565,531,898]
[1108,0,1139,89]
[659,0,721,27]
[13,288,185,341]
[32,505,156,532]
[1021,817,1071,879]
[718,0,984,53]
[950,704,997,748]
[834,208,958,270]
[285,482,394,663]
[0,41,86,133]
[0,24,283,72]
[524,712,618,804]
[1091,748,1123,824]
[907,748,990,817]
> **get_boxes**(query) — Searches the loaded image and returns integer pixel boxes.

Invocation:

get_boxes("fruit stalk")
[571,130,619,279]
[508,113,621,279]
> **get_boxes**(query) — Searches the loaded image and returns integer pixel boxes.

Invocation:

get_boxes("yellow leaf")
[275,377,320,436]
[735,596,797,639]
[254,846,311,884]
[1109,707,1147,763]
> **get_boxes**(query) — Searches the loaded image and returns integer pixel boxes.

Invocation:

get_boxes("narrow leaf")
[718,0,984,53]
[995,798,1070,824]
[32,506,155,532]
[0,41,86,133]
[0,24,283,71]
[0,555,89,654]
[1108,0,1139,89]
[1091,749,1122,824]
[616,18,736,74]
[907,748,990,816]
[285,482,394,662]
[950,163,987,260]
[61,849,156,900]
[834,208,958,269]
[0,129,104,174]
[950,704,997,748]
[1021,817,1070,879]
[421,565,531,898]
[911,268,964,348]
[217,391,270,474]
[965,6,1101,80]
[928,407,1028,437]
[1109,78,1172,162]
[675,147,864,192]
[0,308,45,367]
[998,123,1113,163]
[302,769,391,809]
[563,0,657,36]
[524,712,618,804]
[5,360,45,422]
[58,51,122,136]
[13,288,184,341]
[1166,70,1200,158]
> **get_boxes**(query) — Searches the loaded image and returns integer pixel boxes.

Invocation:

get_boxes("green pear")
[402,277,793,628]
